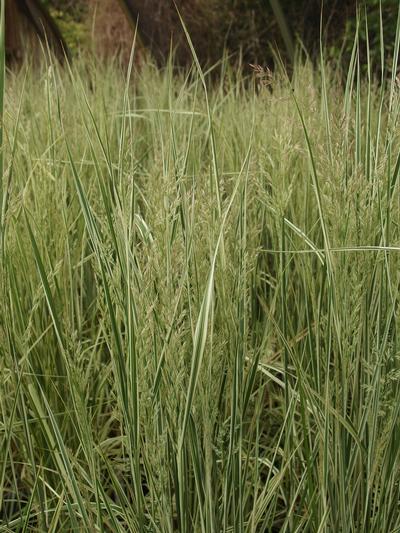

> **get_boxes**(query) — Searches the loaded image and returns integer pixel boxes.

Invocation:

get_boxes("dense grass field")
[1,39,400,531]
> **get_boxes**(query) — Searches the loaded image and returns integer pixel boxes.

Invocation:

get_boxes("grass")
[1,22,400,531]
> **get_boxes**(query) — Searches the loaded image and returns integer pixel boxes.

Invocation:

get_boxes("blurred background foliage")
[5,0,400,70]
[44,0,88,53]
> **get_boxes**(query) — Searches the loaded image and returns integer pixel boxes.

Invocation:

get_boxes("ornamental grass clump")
[1,13,400,531]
